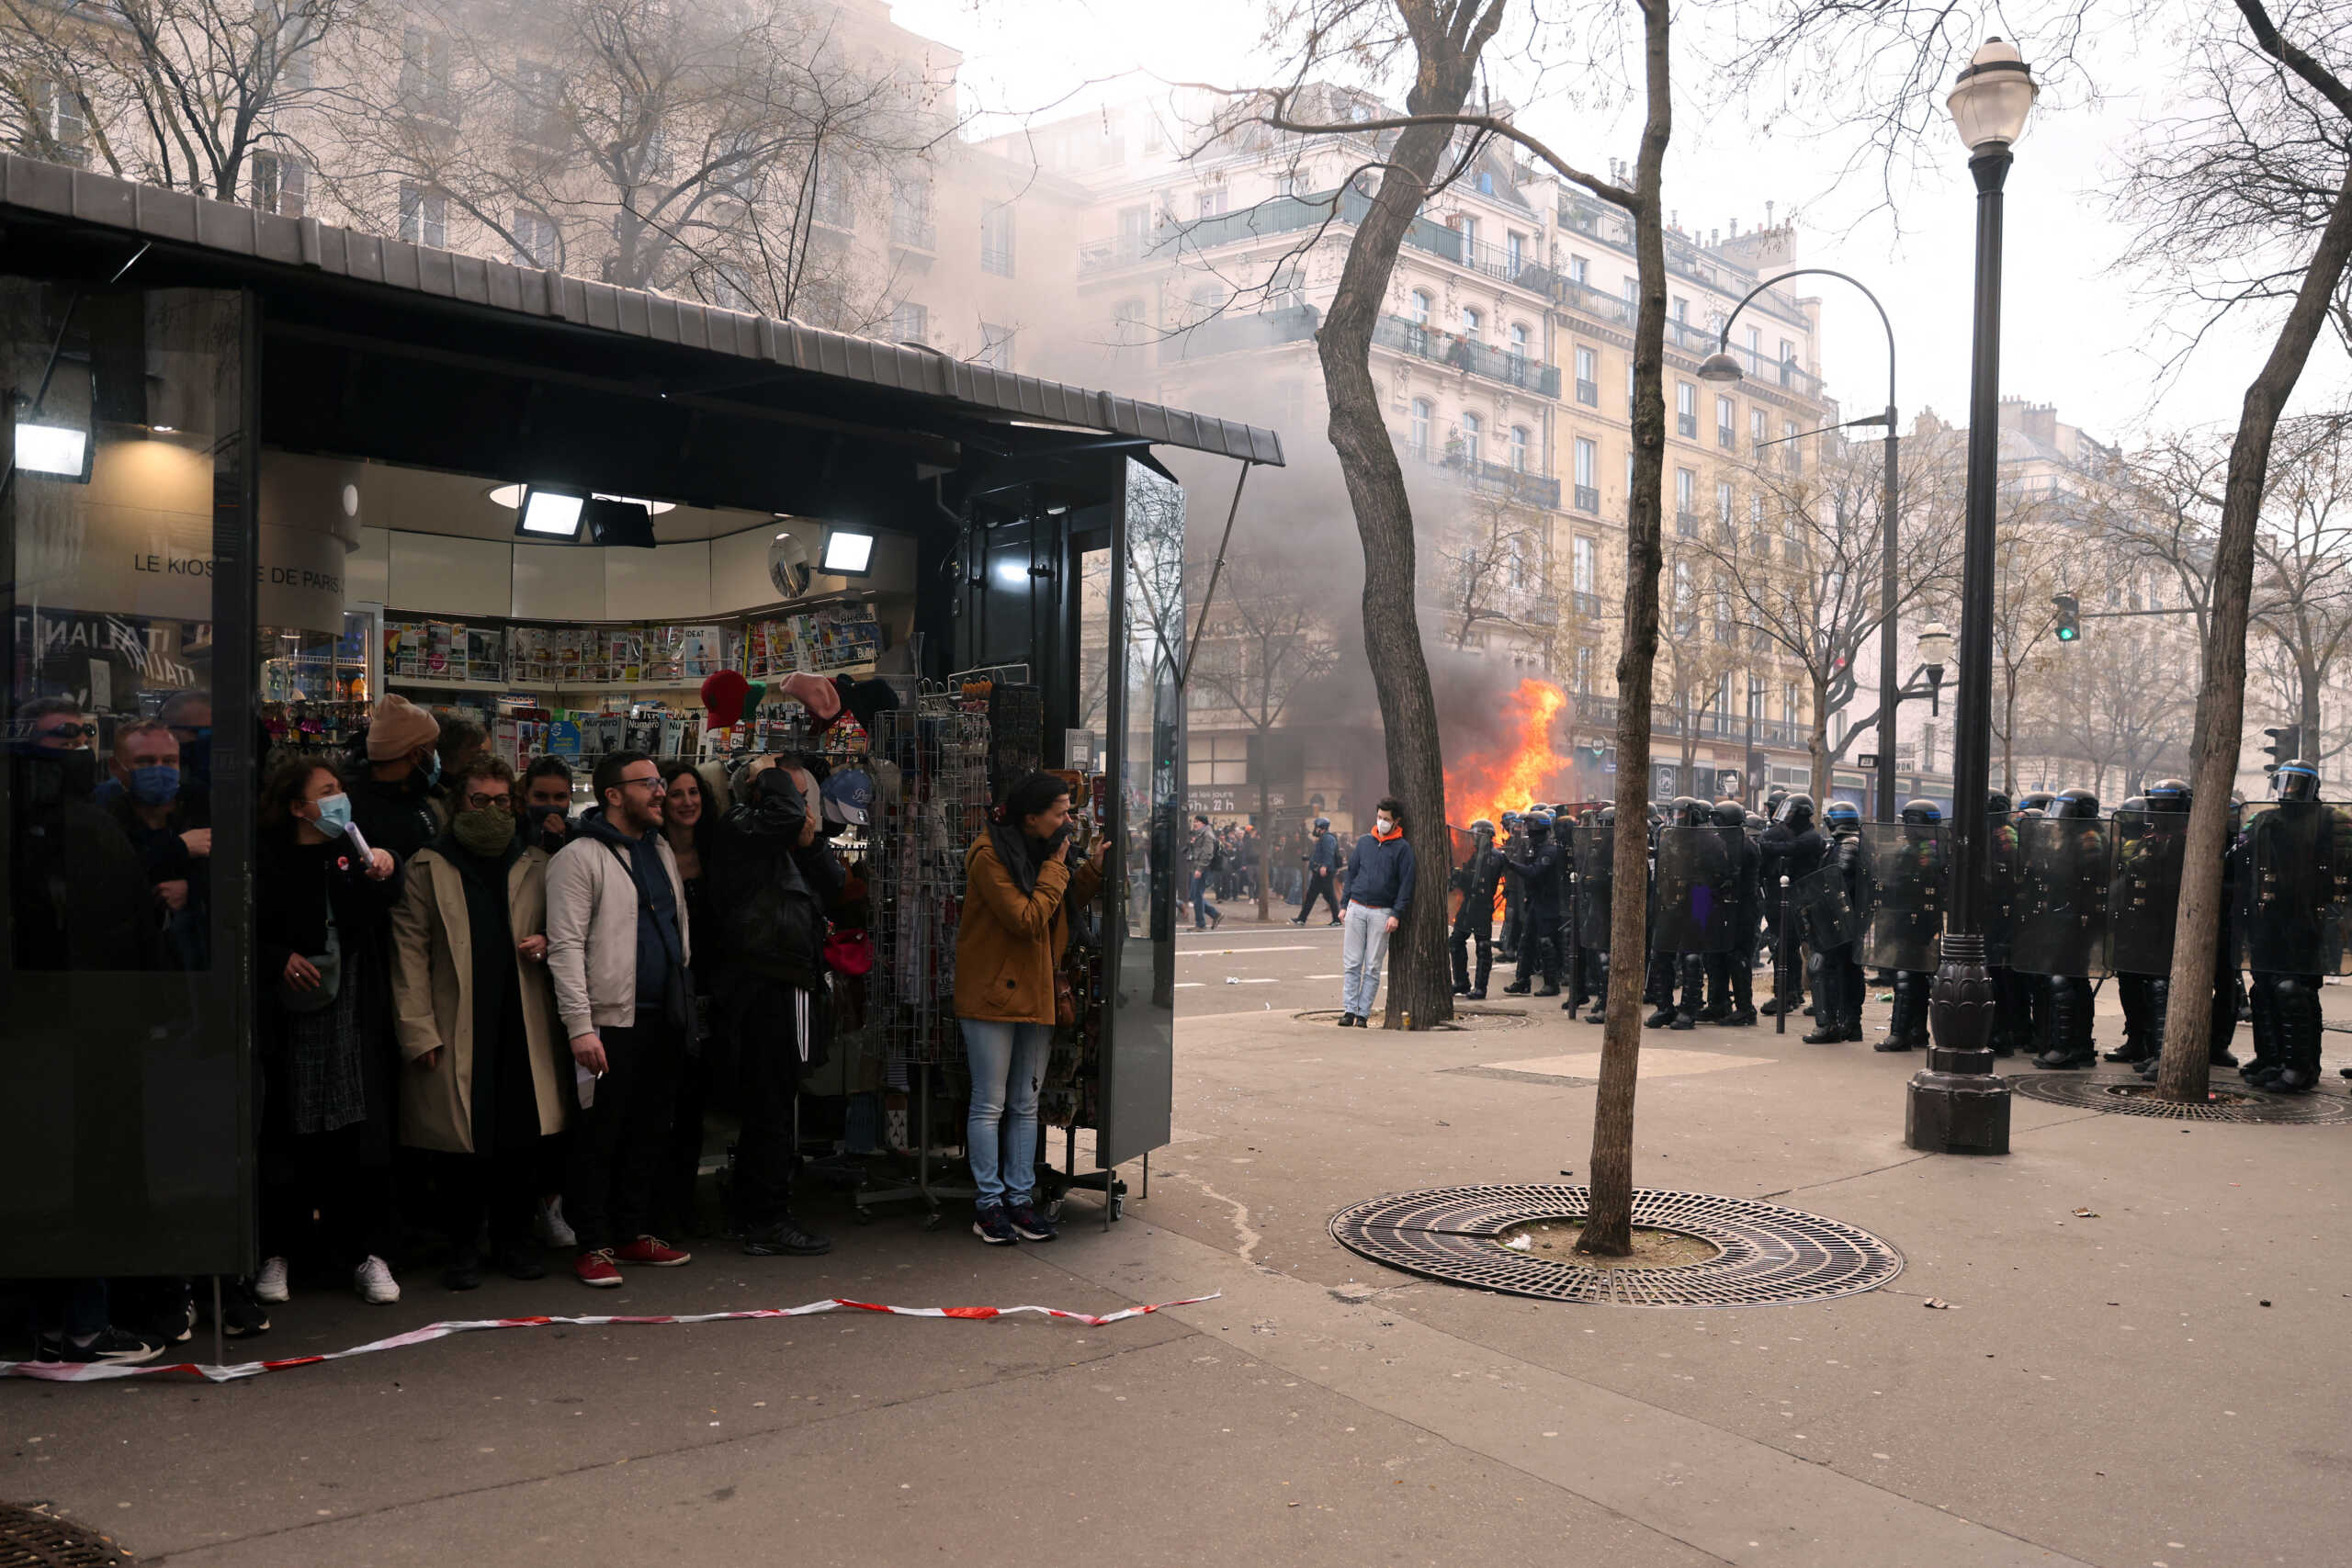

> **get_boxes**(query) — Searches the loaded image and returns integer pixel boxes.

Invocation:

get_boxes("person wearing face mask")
[160,691,214,797]
[350,694,447,862]
[253,755,404,1309]
[708,757,844,1257]
[1338,796,1418,1028]
[652,760,720,1239]
[97,717,213,969]
[522,756,577,854]
[390,757,567,1291]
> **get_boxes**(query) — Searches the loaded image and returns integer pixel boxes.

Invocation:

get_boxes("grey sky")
[895,0,2347,451]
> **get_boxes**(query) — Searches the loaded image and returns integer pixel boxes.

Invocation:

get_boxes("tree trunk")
[2001,671,2018,795]
[1575,0,1672,1260]
[1314,9,1498,1032]
[1807,683,1832,802]
[2156,157,2352,1101]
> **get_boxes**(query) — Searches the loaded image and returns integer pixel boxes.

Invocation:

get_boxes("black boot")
[2035,979,2097,1069]
[2268,976,2323,1093]
[1877,973,1915,1052]
[1644,1004,1677,1028]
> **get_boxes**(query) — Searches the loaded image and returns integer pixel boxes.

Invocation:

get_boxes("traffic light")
[2264,725,2303,775]
[2052,592,2080,642]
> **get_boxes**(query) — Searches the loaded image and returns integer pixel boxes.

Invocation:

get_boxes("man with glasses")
[21,696,97,751]
[546,750,695,1287]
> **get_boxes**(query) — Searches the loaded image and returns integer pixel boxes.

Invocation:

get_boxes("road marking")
[1177,945,1317,957]
[1306,974,1343,979]
[1174,982,1204,988]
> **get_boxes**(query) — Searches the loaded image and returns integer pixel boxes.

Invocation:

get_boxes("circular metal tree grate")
[1295,1010,1532,1031]
[0,1501,138,1566]
[1329,1184,1904,1308]
[2007,1073,2352,1124]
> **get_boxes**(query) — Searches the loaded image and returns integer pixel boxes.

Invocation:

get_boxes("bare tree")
[1985,495,2081,793]
[1189,560,1342,919]
[1694,434,1961,802]
[2248,412,2352,759]
[1435,489,1553,656]
[0,0,356,199]
[1656,544,1744,789]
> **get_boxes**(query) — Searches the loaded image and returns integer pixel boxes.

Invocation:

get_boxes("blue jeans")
[961,1018,1052,1207]
[1342,902,1395,1018]
[1191,869,1220,928]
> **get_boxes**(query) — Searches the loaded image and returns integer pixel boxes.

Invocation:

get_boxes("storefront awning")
[0,154,1284,470]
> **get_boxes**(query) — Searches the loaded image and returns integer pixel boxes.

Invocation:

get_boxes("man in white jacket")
[546,750,695,1287]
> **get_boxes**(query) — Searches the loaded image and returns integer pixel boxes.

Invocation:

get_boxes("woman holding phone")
[953,771,1103,1247]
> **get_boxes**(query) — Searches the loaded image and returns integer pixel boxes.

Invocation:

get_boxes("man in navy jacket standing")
[1337,796,1417,1028]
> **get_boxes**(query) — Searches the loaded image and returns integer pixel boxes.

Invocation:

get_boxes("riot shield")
[1574,824,1614,951]
[1859,821,1949,973]
[2010,818,2113,978]
[2107,810,2187,976]
[2237,799,2352,976]
[1650,826,1746,953]
[1789,863,1863,950]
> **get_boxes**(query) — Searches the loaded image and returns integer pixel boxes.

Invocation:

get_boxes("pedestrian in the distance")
[1337,796,1416,1028]
[1292,817,1343,925]
[1184,814,1224,931]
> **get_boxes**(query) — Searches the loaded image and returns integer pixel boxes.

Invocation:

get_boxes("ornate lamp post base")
[1905,931,2011,1154]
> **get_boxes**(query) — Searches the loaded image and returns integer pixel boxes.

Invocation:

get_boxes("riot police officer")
[1497,810,1525,963]
[1577,807,1617,1022]
[1448,818,1506,999]
[2031,788,2106,1069]
[2127,778,2244,1079]
[1983,790,2025,1058]
[1500,809,1565,998]
[1878,799,1948,1052]
[2243,761,2339,1092]
[1702,798,1761,1026]
[1645,797,1718,1030]
[1763,794,1824,1019]
[2108,795,2162,1066]
[1804,800,1867,1043]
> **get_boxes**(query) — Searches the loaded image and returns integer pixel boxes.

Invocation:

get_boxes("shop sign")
[20,494,348,634]
[1185,786,1287,815]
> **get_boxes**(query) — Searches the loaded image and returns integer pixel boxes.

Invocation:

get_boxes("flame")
[1446,678,1574,830]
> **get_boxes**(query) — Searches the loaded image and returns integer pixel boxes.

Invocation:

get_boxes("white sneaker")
[254,1256,290,1304]
[353,1256,400,1304]
[535,1197,577,1250]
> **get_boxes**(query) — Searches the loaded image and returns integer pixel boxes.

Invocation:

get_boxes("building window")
[1507,231,1525,276]
[1408,288,1432,325]
[1574,437,1598,511]
[251,151,307,217]
[980,203,1015,276]
[1461,306,1483,343]
[812,154,856,231]
[1676,381,1697,438]
[709,264,755,313]
[397,182,446,248]
[1508,322,1529,360]
[1409,398,1433,457]
[512,209,559,267]
[1625,359,1635,416]
[1507,533,1531,590]
[1510,424,1530,471]
[1573,535,1596,592]
[888,300,928,344]
[978,322,1013,370]
[513,59,561,146]
[1751,494,1766,531]
[1784,682,1799,724]
[1460,214,1480,252]
[1784,420,1802,474]
[1716,479,1734,524]
[1195,187,1228,219]
[1112,298,1148,345]
[1459,412,1483,467]
[1575,344,1598,405]
[1673,296,1688,321]
[32,79,88,164]
[1752,408,1769,448]
[891,175,935,249]
[1746,324,1762,357]
[1622,276,1637,304]
[1716,394,1736,448]
[1569,254,1589,286]
[1576,646,1593,693]
[1188,731,1250,788]
[1675,467,1696,532]
[400,26,453,118]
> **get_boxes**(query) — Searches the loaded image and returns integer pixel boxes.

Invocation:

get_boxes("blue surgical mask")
[423,750,443,787]
[127,764,182,807]
[313,792,354,836]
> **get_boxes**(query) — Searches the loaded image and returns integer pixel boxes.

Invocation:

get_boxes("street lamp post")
[1906,37,2039,1156]
[1700,275,1900,823]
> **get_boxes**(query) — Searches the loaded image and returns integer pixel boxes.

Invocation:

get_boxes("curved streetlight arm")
[1712,266,1897,420]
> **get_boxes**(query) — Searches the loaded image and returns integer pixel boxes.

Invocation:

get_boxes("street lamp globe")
[1917,621,1952,683]
[1696,351,1745,384]
[1947,38,2038,152]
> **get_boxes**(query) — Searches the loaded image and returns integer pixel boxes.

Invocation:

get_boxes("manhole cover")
[1328,1184,1904,1307]
[0,1500,138,1565]
[2008,1073,2352,1123]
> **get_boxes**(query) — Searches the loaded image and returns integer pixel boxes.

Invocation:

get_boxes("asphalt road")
[1174,918,1355,1017]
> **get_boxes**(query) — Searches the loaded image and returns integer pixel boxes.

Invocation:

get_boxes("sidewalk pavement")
[7,994,2349,1566]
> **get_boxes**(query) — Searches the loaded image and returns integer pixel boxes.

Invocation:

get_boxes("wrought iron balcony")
[1374,316,1560,397]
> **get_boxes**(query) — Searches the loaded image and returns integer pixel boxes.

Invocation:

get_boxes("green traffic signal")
[2052,592,2081,643]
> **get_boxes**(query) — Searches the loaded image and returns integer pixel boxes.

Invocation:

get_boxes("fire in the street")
[1446,678,1572,829]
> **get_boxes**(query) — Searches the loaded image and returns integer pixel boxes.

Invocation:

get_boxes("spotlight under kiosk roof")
[820,525,876,578]
[514,486,587,540]
[14,420,91,481]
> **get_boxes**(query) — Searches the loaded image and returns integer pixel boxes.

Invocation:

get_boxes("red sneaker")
[614,1235,691,1268]
[574,1248,623,1288]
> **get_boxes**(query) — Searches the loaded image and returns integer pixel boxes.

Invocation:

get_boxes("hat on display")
[822,766,875,827]
[699,669,749,730]
[781,671,842,724]
[841,676,899,735]
[367,694,441,761]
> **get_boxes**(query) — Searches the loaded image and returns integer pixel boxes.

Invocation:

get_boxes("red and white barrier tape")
[2,1292,1221,1384]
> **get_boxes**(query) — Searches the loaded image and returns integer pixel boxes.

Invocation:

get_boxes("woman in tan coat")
[954,771,1103,1247]
[390,756,569,1289]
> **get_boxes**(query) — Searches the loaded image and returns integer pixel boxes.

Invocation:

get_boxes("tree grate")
[0,1501,137,1566]
[1328,1184,1904,1308]
[2007,1073,2352,1124]
[1295,1010,1531,1031]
